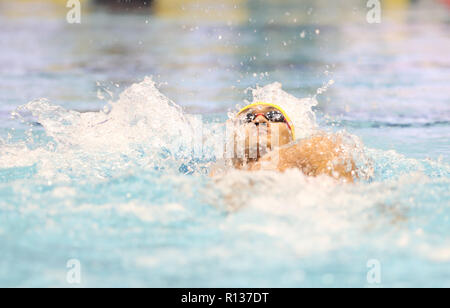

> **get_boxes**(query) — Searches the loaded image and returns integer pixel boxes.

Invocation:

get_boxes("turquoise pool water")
[0,0,449,287]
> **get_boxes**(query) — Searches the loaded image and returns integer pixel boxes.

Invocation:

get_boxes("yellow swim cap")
[237,102,295,139]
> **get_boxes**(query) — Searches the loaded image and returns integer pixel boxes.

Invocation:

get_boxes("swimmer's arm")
[253,134,357,182]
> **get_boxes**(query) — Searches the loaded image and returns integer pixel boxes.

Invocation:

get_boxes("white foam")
[206,168,449,257]
[2,77,198,180]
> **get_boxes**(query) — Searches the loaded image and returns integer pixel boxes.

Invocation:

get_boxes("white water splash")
[18,77,192,153]
[2,77,198,180]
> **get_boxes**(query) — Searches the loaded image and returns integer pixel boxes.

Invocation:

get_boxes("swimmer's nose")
[253,114,269,125]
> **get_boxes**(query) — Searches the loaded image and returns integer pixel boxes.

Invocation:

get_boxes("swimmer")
[211,102,357,182]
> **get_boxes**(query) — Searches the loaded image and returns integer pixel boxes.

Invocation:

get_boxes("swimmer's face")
[233,105,293,164]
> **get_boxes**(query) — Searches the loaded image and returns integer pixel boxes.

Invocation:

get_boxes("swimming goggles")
[242,110,286,124]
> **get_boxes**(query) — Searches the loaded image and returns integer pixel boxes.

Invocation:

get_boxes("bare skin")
[211,105,357,182]
[247,133,357,182]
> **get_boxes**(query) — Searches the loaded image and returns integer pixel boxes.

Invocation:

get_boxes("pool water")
[0,0,449,287]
